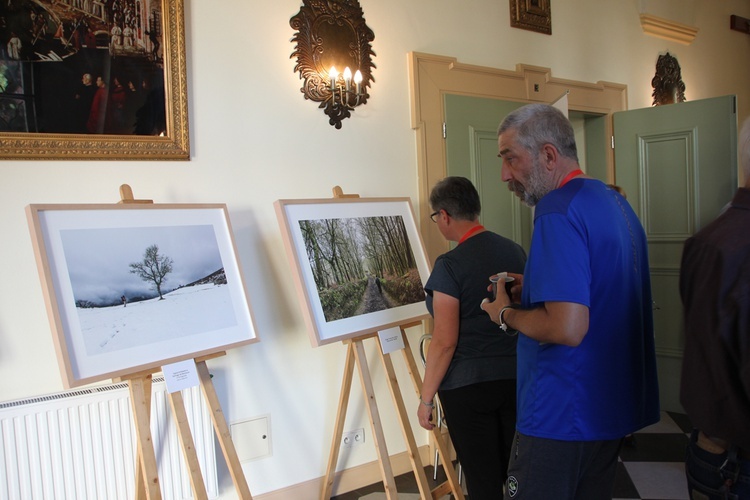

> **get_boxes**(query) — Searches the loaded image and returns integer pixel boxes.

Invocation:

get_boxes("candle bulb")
[354,70,363,95]
[329,66,338,93]
[343,67,352,93]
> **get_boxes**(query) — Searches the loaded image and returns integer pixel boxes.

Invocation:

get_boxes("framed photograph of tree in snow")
[26,203,258,388]
[274,197,430,347]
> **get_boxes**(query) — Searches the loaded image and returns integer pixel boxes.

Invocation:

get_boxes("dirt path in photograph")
[353,276,396,316]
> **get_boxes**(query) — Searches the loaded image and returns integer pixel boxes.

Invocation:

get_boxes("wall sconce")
[290,0,376,129]
[651,52,686,106]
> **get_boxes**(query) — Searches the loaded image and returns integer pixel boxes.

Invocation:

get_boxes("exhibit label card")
[378,327,404,354]
[163,359,199,393]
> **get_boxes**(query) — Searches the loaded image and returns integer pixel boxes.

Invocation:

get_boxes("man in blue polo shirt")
[481,103,659,499]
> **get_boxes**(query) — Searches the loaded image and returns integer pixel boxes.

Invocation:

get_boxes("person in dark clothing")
[679,116,750,499]
[73,73,96,133]
[418,176,527,499]
[133,74,166,135]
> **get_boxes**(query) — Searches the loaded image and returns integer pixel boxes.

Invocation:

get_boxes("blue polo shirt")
[516,179,659,440]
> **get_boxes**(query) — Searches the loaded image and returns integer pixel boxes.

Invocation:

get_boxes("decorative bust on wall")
[651,52,686,106]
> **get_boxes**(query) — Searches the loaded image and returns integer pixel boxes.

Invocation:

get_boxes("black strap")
[719,446,741,496]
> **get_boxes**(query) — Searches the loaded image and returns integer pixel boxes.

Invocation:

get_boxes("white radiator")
[0,377,218,500]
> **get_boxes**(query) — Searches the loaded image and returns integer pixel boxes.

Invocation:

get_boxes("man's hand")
[481,273,520,325]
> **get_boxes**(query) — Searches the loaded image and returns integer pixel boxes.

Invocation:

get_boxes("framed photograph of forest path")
[275,197,431,347]
[0,0,189,160]
[26,203,257,388]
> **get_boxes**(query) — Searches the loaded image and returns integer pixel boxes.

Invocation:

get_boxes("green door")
[444,95,531,251]
[614,95,738,413]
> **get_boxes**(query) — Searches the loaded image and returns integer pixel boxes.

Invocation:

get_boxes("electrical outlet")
[342,428,365,448]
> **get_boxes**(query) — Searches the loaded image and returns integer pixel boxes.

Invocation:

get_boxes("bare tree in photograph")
[129,244,174,300]
[300,220,329,289]
[360,216,415,278]
[304,218,364,291]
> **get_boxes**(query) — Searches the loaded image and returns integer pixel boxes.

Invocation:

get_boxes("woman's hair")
[429,176,481,221]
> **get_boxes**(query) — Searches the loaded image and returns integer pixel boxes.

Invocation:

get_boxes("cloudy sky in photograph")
[60,224,223,303]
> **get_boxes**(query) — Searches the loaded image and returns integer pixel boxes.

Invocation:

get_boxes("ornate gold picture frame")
[0,0,189,160]
[510,0,551,35]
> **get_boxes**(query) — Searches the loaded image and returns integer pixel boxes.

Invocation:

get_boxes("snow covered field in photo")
[77,283,236,355]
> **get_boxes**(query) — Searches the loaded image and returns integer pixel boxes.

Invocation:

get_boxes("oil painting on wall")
[0,0,189,159]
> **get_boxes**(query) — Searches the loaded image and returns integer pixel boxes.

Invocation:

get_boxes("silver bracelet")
[499,306,513,332]
[420,397,435,408]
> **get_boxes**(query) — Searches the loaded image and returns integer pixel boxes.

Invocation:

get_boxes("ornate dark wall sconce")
[651,52,686,106]
[290,0,376,129]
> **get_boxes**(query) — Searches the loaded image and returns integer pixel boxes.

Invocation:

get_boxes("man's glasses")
[430,210,448,222]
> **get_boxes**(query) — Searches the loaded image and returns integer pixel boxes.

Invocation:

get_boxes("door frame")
[408,52,628,262]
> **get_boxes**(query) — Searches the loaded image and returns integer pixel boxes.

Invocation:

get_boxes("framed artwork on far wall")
[26,203,258,388]
[510,0,552,35]
[0,0,189,160]
[275,197,431,347]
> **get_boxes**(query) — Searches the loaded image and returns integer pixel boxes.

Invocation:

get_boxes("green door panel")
[614,95,738,413]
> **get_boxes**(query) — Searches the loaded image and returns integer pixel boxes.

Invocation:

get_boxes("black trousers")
[438,378,517,500]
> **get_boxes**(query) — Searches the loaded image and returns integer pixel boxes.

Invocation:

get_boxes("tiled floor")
[332,411,692,499]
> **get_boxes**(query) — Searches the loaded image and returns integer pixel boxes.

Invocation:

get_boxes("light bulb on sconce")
[328,65,365,110]
[343,66,352,91]
[329,66,339,93]
[354,70,363,95]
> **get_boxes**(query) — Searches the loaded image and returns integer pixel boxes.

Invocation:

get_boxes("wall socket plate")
[342,428,365,448]
[230,414,272,462]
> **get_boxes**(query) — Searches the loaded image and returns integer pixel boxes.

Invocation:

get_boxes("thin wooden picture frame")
[26,203,257,388]
[0,0,189,160]
[274,197,431,347]
[510,0,552,35]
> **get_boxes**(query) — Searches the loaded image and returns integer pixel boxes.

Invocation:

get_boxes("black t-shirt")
[424,231,527,390]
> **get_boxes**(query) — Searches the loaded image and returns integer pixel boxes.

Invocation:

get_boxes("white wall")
[2,0,749,497]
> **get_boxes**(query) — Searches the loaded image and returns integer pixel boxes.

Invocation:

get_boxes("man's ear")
[540,143,558,171]
[441,209,451,224]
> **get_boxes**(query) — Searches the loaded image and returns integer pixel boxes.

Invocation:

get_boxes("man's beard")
[507,157,554,207]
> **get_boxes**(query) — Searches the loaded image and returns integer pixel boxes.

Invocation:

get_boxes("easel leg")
[196,360,253,499]
[352,339,398,500]
[129,375,162,500]
[376,345,432,499]
[321,342,357,500]
[167,390,208,500]
[400,333,465,500]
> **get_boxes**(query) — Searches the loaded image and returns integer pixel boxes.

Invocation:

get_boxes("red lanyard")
[559,169,584,188]
[458,225,484,245]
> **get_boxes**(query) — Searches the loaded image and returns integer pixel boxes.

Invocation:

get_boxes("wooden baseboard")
[255,445,433,500]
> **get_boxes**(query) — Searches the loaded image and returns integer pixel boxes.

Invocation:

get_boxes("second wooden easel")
[118,184,253,500]
[320,187,463,500]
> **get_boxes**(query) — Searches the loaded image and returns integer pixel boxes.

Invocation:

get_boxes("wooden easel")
[118,185,253,500]
[320,187,463,500]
